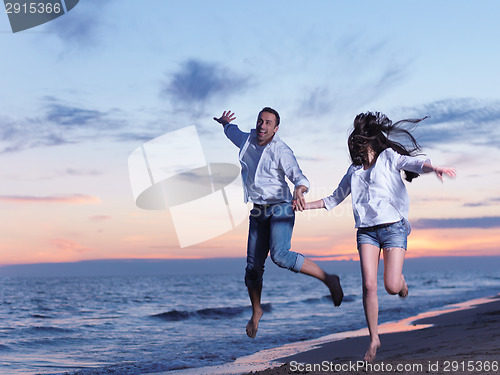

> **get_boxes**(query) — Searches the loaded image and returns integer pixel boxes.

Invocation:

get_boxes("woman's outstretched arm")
[422,163,456,182]
[304,199,326,210]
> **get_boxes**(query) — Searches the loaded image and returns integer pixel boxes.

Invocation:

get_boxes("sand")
[243,294,500,375]
[147,294,500,375]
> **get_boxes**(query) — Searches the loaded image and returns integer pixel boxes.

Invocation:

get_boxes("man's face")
[256,111,278,146]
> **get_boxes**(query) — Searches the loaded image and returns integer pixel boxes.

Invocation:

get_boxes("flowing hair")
[348,112,428,182]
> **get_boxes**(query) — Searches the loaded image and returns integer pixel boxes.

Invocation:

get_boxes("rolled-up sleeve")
[279,147,310,191]
[322,168,352,211]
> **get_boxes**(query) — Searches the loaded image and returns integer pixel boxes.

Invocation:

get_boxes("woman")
[300,112,456,361]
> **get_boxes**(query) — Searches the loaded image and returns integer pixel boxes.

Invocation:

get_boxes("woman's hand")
[434,166,456,182]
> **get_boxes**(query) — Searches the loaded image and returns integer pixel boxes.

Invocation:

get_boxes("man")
[213,107,343,338]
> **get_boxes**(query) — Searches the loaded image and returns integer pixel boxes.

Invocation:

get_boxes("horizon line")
[1,253,500,268]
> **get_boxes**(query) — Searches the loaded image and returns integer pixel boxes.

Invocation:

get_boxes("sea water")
[0,257,499,375]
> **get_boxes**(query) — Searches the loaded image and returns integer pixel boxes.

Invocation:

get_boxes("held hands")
[292,185,308,211]
[213,110,236,126]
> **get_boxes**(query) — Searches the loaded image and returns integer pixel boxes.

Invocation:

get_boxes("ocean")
[0,257,499,375]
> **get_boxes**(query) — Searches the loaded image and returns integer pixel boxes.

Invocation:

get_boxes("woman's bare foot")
[246,308,263,338]
[398,275,408,298]
[364,338,381,362]
[325,274,344,306]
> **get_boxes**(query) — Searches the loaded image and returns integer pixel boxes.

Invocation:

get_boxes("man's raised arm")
[213,110,236,127]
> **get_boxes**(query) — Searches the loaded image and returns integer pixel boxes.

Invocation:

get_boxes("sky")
[1,1,500,266]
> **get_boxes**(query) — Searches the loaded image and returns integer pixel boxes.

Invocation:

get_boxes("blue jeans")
[245,202,305,289]
[356,219,408,250]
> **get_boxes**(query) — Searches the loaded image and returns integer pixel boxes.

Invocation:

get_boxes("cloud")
[400,98,500,148]
[0,194,101,204]
[0,97,129,153]
[1,69,246,153]
[0,116,65,152]
[45,101,105,127]
[42,96,124,131]
[294,36,412,120]
[412,216,500,229]
[45,0,118,47]
[18,168,104,182]
[298,87,334,116]
[113,131,165,144]
[463,197,500,207]
[161,59,249,109]
[62,168,102,177]
[89,215,111,222]
[49,238,92,255]
[412,196,462,204]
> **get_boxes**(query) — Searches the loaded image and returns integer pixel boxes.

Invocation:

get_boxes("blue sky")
[1,1,499,264]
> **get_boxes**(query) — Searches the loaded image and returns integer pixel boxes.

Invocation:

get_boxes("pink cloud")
[50,238,92,255]
[0,194,101,204]
[89,215,111,222]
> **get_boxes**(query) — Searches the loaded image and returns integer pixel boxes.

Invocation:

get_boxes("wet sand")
[244,295,500,375]
[147,294,500,375]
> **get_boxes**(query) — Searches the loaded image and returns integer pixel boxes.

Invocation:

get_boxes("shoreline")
[270,294,500,374]
[147,293,500,375]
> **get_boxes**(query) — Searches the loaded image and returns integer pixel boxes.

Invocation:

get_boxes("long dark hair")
[348,112,427,182]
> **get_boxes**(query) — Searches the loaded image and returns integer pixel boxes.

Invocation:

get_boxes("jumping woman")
[299,112,456,361]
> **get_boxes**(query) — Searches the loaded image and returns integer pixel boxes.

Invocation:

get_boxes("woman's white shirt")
[322,148,430,234]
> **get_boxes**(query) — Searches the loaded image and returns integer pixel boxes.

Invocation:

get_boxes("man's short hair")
[260,107,280,127]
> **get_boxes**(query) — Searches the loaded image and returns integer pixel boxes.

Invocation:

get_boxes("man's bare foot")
[398,275,408,298]
[363,339,381,362]
[246,308,263,338]
[325,274,343,306]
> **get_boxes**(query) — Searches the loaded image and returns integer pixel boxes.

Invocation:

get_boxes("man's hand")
[213,110,236,126]
[292,185,308,211]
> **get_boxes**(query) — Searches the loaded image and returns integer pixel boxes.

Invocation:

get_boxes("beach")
[243,295,500,375]
[2,259,499,374]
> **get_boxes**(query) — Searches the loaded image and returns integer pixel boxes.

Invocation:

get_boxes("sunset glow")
[1,1,499,267]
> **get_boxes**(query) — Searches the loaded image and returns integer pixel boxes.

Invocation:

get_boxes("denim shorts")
[356,219,408,250]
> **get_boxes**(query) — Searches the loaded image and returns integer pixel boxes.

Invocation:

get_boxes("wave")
[31,314,53,319]
[27,326,74,334]
[326,294,356,303]
[302,294,356,304]
[423,279,438,285]
[0,344,12,352]
[152,294,357,322]
[152,303,272,321]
